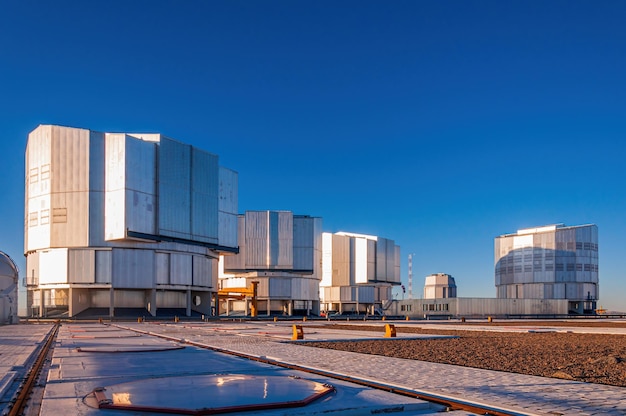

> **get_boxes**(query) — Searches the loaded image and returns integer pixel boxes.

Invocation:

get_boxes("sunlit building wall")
[24,125,238,318]
[320,232,400,315]
[219,211,322,316]
[495,224,598,314]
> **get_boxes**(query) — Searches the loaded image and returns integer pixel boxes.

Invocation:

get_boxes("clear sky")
[1,1,625,311]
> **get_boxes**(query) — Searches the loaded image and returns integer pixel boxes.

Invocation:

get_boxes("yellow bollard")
[174,316,179,323]
[488,316,493,323]
[382,316,386,321]
[274,316,278,322]
[137,317,143,323]
[292,325,304,340]
[98,317,103,324]
[384,324,396,338]
[461,317,466,323]
[405,315,410,321]
[303,316,307,322]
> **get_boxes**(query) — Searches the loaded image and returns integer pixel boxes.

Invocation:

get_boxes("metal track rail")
[114,323,529,416]
[8,322,60,416]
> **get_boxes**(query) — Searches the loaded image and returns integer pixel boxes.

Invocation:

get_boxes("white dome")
[0,251,18,279]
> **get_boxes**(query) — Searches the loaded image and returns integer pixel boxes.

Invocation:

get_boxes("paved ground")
[0,323,53,412]
[120,320,626,415]
[2,320,626,415]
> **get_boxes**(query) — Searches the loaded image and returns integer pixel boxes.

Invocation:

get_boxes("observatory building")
[219,211,322,316]
[320,232,400,315]
[423,273,457,299]
[24,125,238,318]
[0,251,18,324]
[495,224,598,314]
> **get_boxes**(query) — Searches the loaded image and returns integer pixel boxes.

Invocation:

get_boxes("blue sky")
[1,1,625,311]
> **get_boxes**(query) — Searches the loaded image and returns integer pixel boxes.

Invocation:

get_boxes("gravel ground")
[303,324,626,387]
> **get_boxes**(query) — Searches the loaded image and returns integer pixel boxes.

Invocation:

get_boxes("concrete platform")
[3,320,626,415]
[38,323,464,415]
[0,323,53,410]
[119,320,626,415]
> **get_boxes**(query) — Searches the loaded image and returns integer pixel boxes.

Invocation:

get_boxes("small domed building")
[0,251,19,324]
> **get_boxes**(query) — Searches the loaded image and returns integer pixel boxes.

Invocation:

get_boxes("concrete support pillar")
[267,299,271,316]
[39,288,44,318]
[148,289,157,317]
[109,288,115,318]
[186,289,191,317]
[287,301,293,316]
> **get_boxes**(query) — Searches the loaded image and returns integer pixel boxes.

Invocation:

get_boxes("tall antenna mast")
[408,253,414,299]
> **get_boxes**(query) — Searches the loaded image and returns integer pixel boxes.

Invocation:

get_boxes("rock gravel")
[303,323,626,387]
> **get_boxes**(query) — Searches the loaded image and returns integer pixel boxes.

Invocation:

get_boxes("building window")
[514,265,522,273]
[567,242,575,250]
[524,265,532,272]
[567,263,575,272]
[576,263,583,271]
[40,209,50,225]
[29,167,39,184]
[576,242,583,250]
[584,264,591,271]
[53,208,67,223]
[555,263,564,271]
[29,212,38,227]
[545,263,554,271]
[41,164,50,180]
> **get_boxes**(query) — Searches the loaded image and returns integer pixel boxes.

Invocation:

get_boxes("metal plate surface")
[85,374,333,414]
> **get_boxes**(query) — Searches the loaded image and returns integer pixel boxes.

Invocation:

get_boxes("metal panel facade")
[218,167,238,248]
[155,253,170,284]
[95,250,111,284]
[170,253,193,285]
[192,255,212,288]
[332,234,351,286]
[293,216,314,271]
[245,211,269,268]
[158,137,191,239]
[112,249,154,289]
[68,249,95,284]
[191,147,218,243]
[273,211,293,269]
[39,249,68,284]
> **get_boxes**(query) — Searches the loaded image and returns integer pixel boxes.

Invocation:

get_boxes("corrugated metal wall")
[112,249,154,289]
[170,253,192,285]
[68,249,95,284]
[95,250,111,284]
[190,147,218,243]
[218,167,238,248]
[155,253,169,284]
[158,137,192,239]
[245,211,269,268]
[192,255,212,288]
[293,216,314,271]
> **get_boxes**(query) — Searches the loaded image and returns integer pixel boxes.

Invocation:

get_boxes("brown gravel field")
[302,323,626,387]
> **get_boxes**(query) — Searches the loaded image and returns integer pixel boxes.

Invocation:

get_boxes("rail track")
[6,322,59,416]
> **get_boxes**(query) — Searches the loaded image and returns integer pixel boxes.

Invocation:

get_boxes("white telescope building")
[320,232,400,315]
[495,224,598,314]
[219,211,322,316]
[24,125,238,318]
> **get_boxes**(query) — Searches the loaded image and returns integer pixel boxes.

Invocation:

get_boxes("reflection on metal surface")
[85,374,334,414]
[76,344,184,353]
